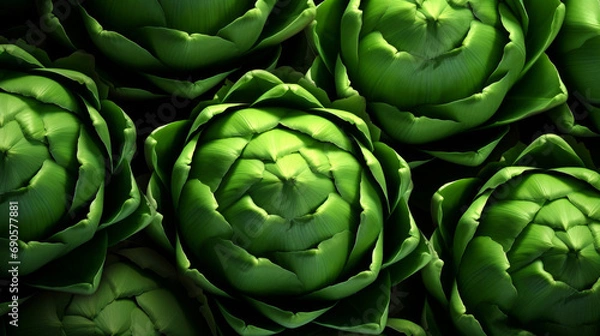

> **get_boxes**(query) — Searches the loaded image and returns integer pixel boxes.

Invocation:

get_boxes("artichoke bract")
[548,0,600,137]
[146,69,431,335]
[0,42,153,293]
[39,0,316,99]
[6,248,214,336]
[310,0,567,166]
[422,134,600,336]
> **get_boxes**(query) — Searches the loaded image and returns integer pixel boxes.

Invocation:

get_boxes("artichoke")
[422,134,600,335]
[39,0,316,99]
[4,247,214,336]
[0,42,153,293]
[310,0,568,165]
[145,69,431,335]
[548,0,600,137]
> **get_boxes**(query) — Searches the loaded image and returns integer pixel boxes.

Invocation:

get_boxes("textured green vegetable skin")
[146,69,431,335]
[423,134,600,336]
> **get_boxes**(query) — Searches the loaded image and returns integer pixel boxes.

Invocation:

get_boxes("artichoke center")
[0,118,50,196]
[506,189,600,291]
[362,0,475,59]
[212,126,340,223]
[182,108,376,296]
[189,118,362,257]
[246,149,338,220]
[354,0,506,108]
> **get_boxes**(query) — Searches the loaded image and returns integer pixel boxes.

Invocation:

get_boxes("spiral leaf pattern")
[457,170,600,335]
[177,104,386,297]
[146,69,430,334]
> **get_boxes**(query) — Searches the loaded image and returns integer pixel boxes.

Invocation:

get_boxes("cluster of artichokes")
[0,0,598,335]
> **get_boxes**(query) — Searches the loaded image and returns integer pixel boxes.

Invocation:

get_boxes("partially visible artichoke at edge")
[38,0,317,99]
[4,247,214,336]
[0,41,154,295]
[422,134,600,335]
[548,0,600,138]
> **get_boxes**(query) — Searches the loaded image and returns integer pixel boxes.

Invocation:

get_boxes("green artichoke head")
[423,134,600,336]
[10,248,214,336]
[40,0,317,98]
[0,42,153,293]
[146,69,431,335]
[311,0,567,165]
